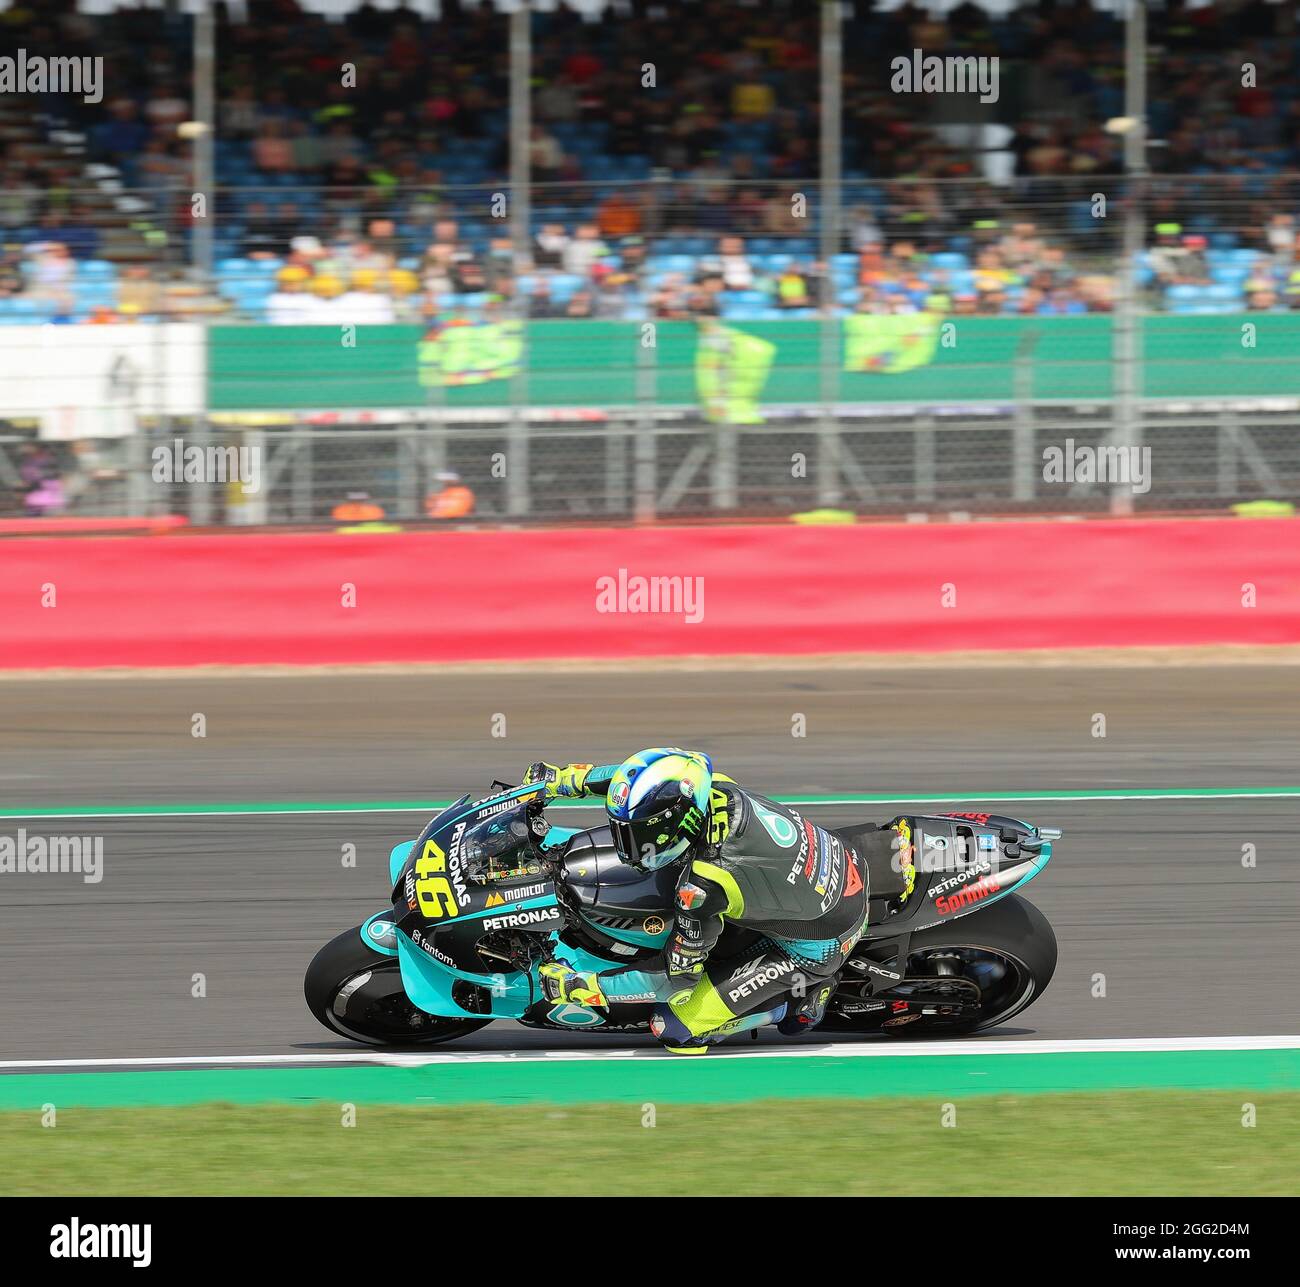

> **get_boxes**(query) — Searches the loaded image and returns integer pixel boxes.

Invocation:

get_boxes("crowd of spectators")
[13,198,1300,324]
[9,0,1300,196]
[5,0,1300,322]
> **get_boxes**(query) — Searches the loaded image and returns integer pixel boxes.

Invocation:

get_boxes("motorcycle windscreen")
[388,840,415,886]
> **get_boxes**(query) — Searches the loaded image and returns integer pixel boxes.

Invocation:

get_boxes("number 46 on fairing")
[414,839,458,919]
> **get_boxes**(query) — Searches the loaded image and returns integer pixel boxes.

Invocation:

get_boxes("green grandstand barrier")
[207,314,1300,411]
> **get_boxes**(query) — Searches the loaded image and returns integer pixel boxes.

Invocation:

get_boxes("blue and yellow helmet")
[606,747,713,870]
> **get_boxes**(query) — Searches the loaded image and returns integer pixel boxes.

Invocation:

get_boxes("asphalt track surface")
[0,664,1296,1062]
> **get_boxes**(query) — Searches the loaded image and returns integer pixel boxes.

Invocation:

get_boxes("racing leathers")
[529,762,869,1052]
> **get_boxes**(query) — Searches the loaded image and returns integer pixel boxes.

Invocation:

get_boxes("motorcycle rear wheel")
[828,893,1057,1037]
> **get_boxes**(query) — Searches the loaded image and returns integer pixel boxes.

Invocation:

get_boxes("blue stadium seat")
[0,297,56,322]
[74,283,118,311]
[1204,283,1243,307]
[1211,265,1251,285]
[548,273,583,303]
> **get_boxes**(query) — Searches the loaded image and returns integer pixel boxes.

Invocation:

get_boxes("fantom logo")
[934,873,1001,915]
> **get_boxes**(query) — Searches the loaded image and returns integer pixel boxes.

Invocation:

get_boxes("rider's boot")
[650,1000,787,1053]
[776,977,837,1036]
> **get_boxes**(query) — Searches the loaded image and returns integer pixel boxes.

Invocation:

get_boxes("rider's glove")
[523,762,593,800]
[539,962,608,1008]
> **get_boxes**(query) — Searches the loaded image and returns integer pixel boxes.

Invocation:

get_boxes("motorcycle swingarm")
[848,931,913,994]
[842,972,983,1009]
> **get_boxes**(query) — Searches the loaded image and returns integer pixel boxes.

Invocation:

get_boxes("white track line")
[2,1035,1297,1072]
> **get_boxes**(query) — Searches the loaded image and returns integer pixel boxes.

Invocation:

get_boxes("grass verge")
[4,1091,1298,1196]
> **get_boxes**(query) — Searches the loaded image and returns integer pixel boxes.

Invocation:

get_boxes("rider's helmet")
[606,747,714,871]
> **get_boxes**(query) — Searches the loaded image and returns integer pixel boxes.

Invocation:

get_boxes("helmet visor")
[609,806,687,870]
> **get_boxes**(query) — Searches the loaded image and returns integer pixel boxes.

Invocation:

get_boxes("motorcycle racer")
[525,749,869,1054]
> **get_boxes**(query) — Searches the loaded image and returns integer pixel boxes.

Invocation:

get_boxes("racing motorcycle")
[305,781,1060,1046]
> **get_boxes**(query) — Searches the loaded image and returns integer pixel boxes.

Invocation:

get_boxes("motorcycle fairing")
[851,814,1054,938]
[907,849,1050,932]
[358,910,400,957]
[580,919,672,949]
[389,841,415,884]
[397,928,670,1022]
[395,928,536,1019]
[394,888,562,1012]
[846,815,1055,997]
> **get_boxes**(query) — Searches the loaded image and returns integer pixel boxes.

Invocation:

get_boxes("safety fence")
[3,314,1300,523]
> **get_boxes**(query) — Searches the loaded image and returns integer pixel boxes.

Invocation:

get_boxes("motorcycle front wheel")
[304,927,493,1047]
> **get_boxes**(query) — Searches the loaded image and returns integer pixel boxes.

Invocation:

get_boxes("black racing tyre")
[305,926,493,1047]
[829,894,1058,1037]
